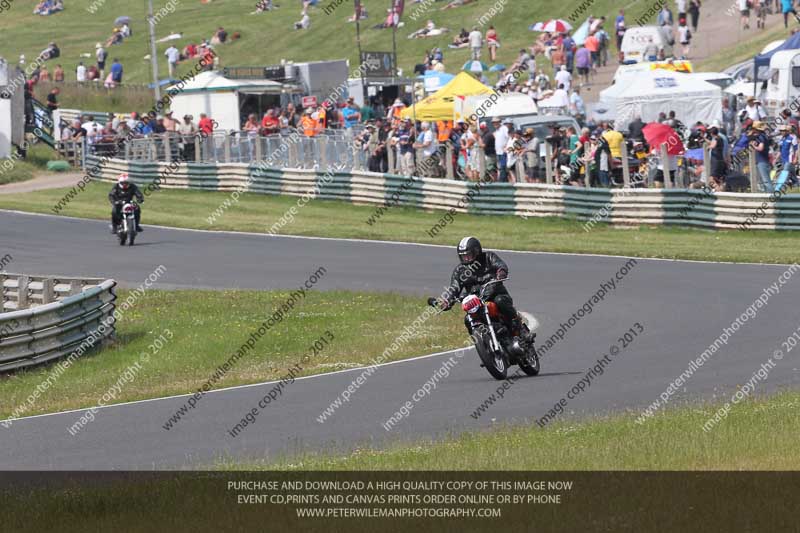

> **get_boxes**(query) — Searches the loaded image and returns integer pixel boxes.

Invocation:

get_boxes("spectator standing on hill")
[676,0,687,24]
[53,64,64,82]
[781,0,800,28]
[76,61,86,82]
[657,5,674,27]
[46,87,59,112]
[165,45,180,78]
[575,45,591,85]
[688,0,701,32]
[678,21,692,57]
[555,65,572,92]
[110,59,123,84]
[486,25,499,62]
[739,0,751,30]
[584,32,599,71]
[596,24,610,66]
[563,32,576,72]
[494,117,510,182]
[96,43,108,79]
[468,26,483,60]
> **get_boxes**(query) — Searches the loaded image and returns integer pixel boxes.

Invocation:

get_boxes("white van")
[765,49,800,115]
[620,26,674,63]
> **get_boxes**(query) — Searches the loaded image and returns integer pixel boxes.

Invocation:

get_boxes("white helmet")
[117,173,129,185]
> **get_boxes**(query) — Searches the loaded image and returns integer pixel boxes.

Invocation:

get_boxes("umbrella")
[462,60,489,73]
[114,16,131,26]
[529,19,572,33]
[643,123,685,155]
[489,64,506,72]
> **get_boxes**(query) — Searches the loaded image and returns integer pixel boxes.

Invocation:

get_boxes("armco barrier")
[1,273,105,312]
[0,279,116,372]
[86,156,800,230]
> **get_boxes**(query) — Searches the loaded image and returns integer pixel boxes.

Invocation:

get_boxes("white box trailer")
[765,49,800,116]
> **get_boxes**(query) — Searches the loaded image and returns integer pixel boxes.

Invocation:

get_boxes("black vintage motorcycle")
[114,200,139,246]
[430,279,540,380]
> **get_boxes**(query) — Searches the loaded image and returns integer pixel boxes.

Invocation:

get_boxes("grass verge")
[0,288,463,420]
[229,389,800,470]
[0,144,58,185]
[2,182,800,264]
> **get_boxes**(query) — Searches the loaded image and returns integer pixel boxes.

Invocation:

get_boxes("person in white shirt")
[550,84,570,109]
[81,115,99,134]
[739,0,750,30]
[744,97,766,121]
[76,62,86,82]
[676,0,687,21]
[165,46,180,78]
[413,122,439,177]
[677,22,691,58]
[494,118,511,181]
[554,65,571,92]
[468,26,483,60]
[569,87,585,119]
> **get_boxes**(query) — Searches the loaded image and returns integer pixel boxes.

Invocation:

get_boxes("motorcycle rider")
[108,173,144,234]
[431,236,532,341]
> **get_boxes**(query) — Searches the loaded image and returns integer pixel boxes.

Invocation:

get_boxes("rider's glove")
[496,269,508,280]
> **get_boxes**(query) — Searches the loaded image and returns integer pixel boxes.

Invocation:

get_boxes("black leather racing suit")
[443,251,520,334]
[108,183,144,228]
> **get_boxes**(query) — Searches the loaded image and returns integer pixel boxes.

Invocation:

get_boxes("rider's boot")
[110,223,117,234]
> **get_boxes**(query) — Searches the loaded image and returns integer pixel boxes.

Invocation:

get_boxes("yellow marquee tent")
[400,72,494,121]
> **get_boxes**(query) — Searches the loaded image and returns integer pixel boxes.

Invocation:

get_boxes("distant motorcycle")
[114,201,139,246]
[430,278,540,380]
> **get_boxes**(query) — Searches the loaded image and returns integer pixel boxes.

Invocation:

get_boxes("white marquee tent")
[167,71,287,131]
[610,71,722,131]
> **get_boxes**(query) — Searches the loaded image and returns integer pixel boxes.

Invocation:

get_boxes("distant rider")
[108,173,144,234]
[431,236,532,340]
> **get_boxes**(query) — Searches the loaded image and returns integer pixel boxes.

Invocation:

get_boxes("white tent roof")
[613,71,722,130]
[168,70,284,94]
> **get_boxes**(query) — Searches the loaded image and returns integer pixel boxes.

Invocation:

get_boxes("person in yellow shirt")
[601,123,624,158]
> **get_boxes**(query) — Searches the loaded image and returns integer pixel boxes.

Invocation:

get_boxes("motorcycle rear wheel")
[472,325,508,380]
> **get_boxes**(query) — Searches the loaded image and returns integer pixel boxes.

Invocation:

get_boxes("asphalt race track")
[1,210,799,469]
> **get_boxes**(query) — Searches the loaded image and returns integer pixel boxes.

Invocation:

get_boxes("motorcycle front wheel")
[472,325,507,380]
[127,224,136,246]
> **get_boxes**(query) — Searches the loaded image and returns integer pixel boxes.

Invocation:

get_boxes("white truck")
[620,26,674,63]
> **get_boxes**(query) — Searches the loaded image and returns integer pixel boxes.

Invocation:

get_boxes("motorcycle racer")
[433,236,531,340]
[108,173,144,234]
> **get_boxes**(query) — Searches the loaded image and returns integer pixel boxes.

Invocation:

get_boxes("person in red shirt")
[584,32,600,70]
[260,109,279,134]
[198,113,214,136]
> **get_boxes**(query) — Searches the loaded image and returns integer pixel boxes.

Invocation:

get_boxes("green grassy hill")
[1,0,648,106]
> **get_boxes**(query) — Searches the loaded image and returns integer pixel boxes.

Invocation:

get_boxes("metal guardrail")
[1,273,105,312]
[0,279,116,372]
[121,130,369,171]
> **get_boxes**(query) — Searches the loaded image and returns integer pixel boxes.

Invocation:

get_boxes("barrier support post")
[445,143,455,180]
[748,148,758,192]
[660,143,671,188]
[545,143,553,184]
[620,141,630,187]
[41,278,54,304]
[17,275,29,310]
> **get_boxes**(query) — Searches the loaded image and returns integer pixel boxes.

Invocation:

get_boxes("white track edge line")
[1,346,471,425]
